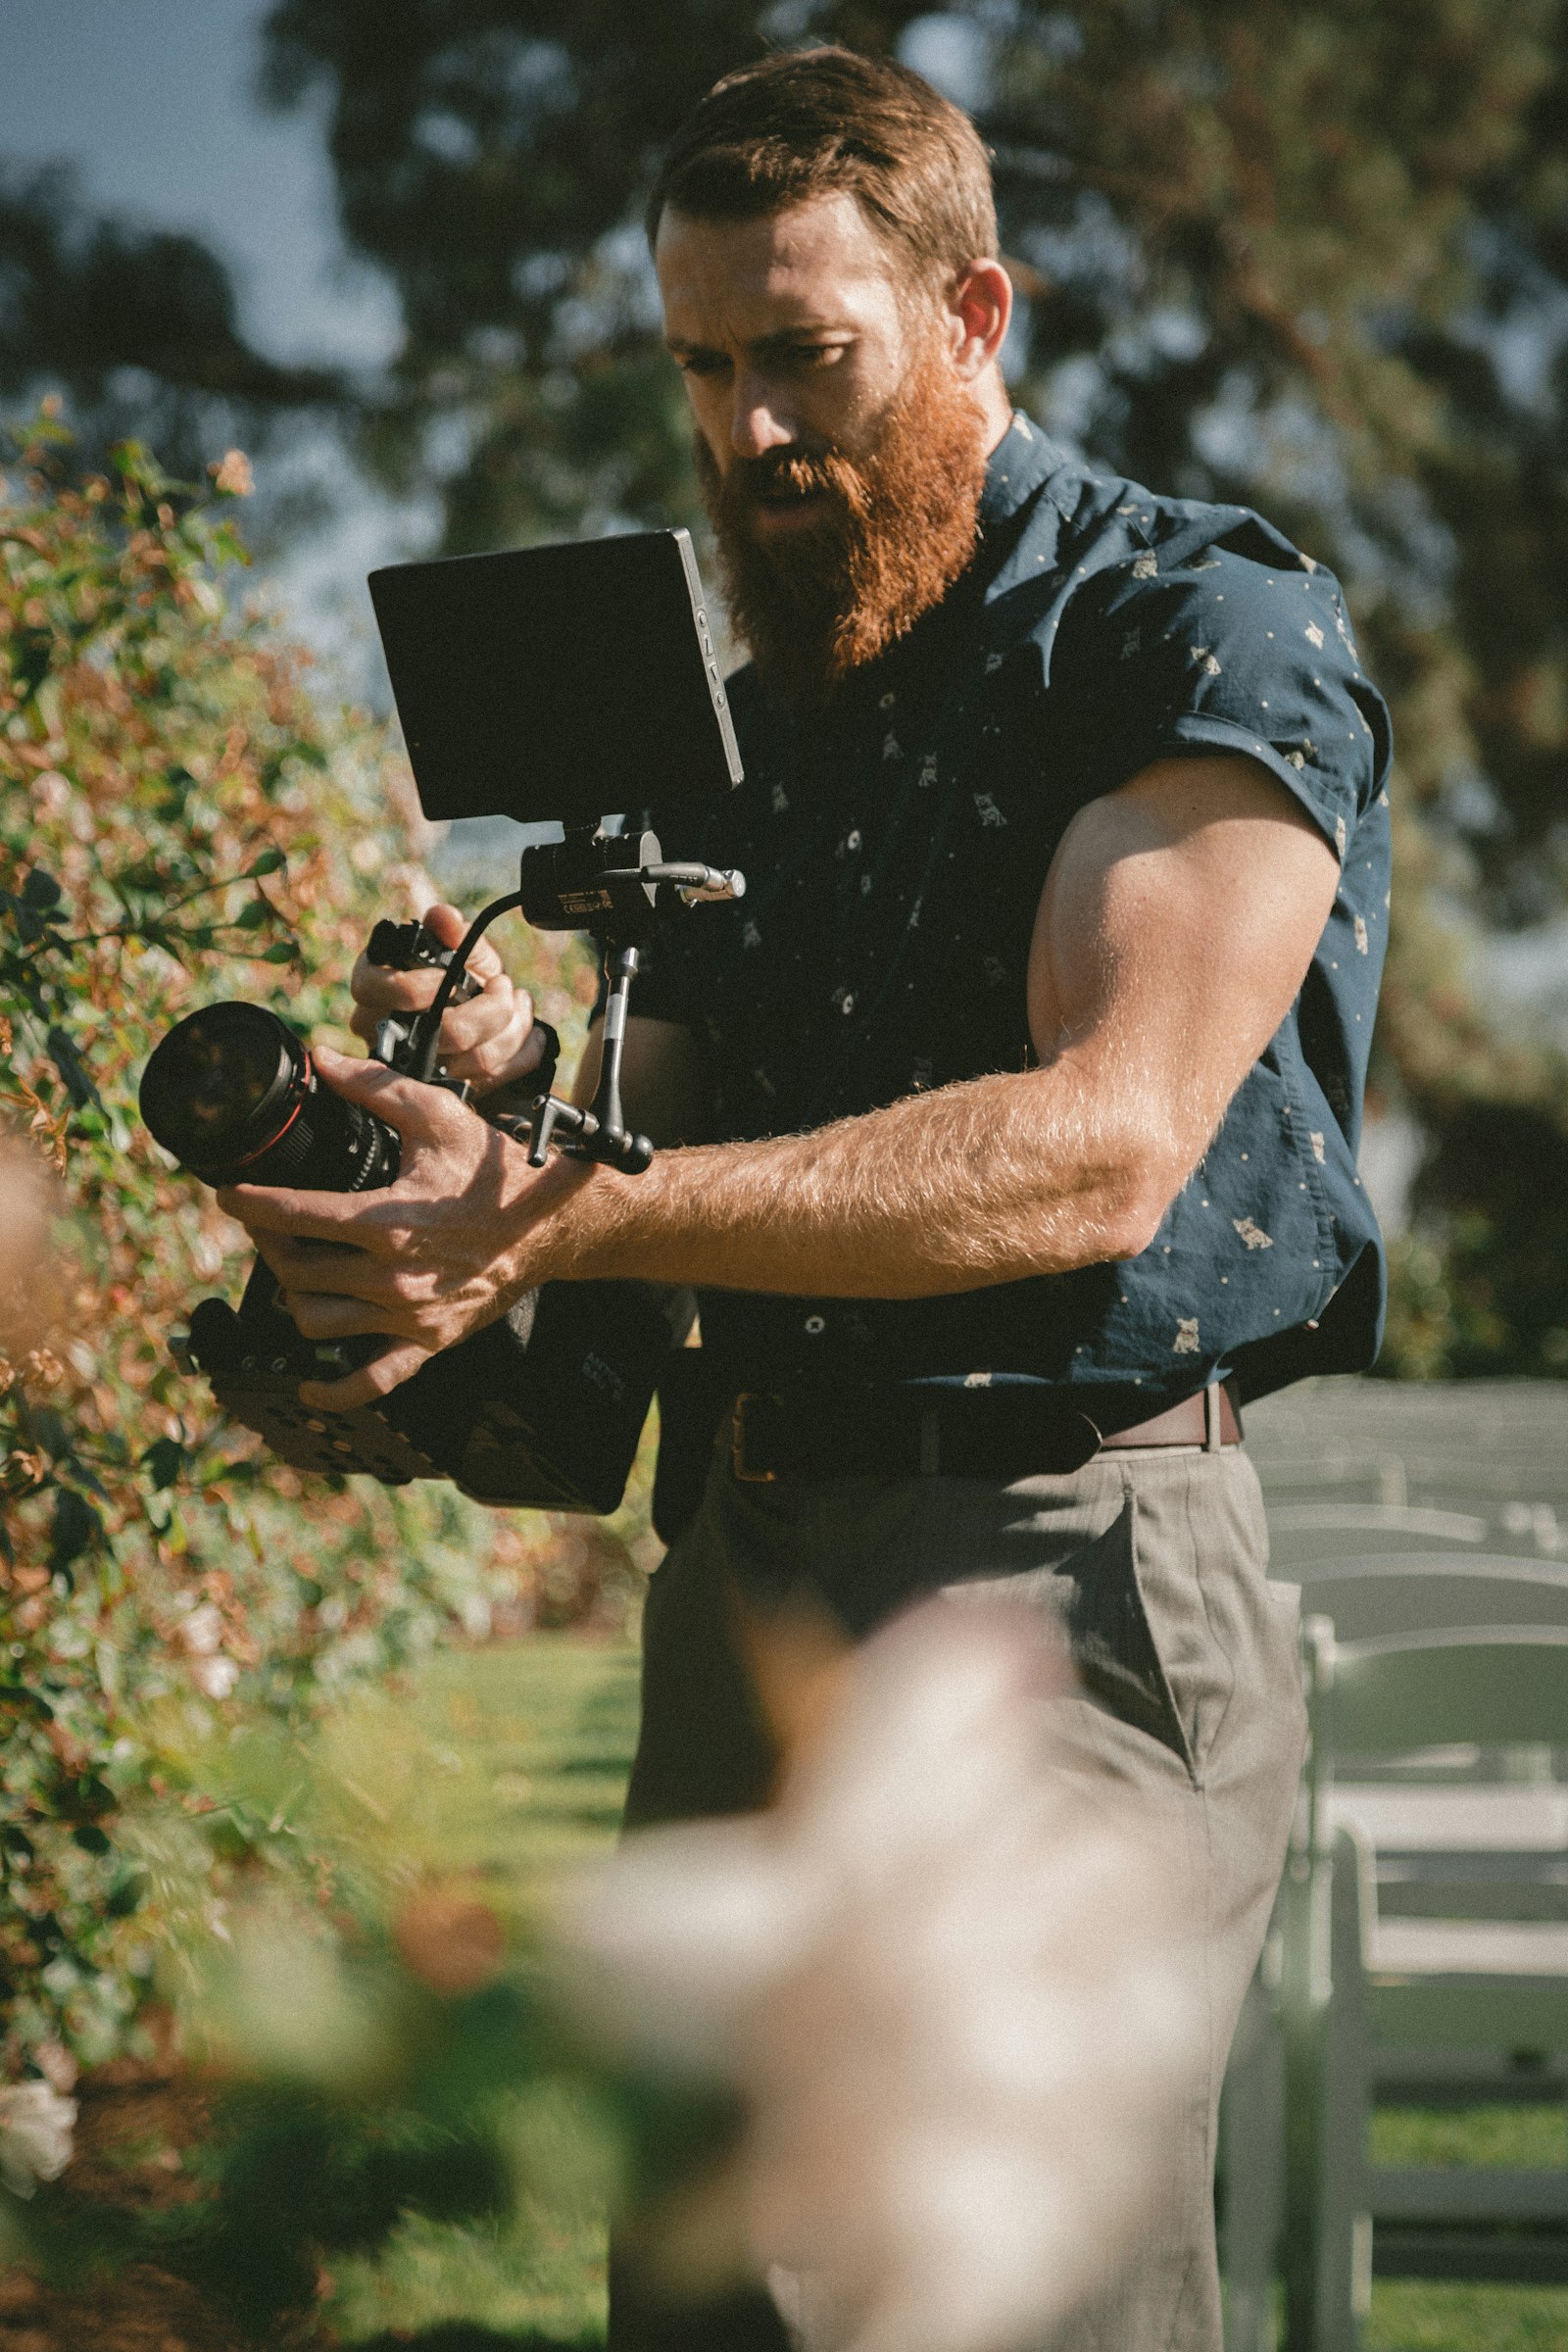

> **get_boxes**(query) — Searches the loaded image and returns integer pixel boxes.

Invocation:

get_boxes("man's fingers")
[281,1287,402,1340]
[298,1341,432,1412]
[219,1182,388,1246]
[255,1231,386,1291]
[436,973,521,1058]
[462,1013,552,1091]
[351,956,442,1017]
[420,900,504,979]
[310,1043,464,1140]
[351,903,504,1028]
[439,984,542,1087]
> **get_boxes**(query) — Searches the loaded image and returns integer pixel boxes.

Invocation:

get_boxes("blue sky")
[0,5,997,683]
[1,0,400,368]
[1,1,431,678]
[0,5,982,371]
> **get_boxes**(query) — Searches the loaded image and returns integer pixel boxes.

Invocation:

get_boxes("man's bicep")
[1027,754,1340,1168]
[574,1013,713,1146]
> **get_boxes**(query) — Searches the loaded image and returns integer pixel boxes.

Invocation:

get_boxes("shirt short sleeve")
[1051,517,1393,860]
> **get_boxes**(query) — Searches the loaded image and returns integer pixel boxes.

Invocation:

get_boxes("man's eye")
[787,345,843,368]
[676,353,728,378]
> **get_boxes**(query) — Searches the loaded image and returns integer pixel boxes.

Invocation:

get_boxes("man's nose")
[730,374,796,459]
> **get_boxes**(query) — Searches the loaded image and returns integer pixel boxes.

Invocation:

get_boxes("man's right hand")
[350,899,549,1099]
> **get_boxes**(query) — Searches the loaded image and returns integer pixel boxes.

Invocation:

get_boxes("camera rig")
[143,525,748,1518]
[411,823,744,1175]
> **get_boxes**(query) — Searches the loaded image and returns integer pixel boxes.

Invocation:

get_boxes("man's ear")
[949,259,1012,377]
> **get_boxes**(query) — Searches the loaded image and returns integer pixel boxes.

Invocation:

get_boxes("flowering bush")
[0,412,644,2075]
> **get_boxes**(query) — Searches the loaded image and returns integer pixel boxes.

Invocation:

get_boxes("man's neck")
[976,368,1017,459]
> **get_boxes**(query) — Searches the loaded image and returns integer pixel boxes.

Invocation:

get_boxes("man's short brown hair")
[647,46,997,290]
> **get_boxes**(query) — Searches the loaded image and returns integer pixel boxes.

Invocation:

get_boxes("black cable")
[409,888,527,1083]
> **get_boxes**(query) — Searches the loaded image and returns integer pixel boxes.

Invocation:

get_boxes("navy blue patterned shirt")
[628,414,1394,1420]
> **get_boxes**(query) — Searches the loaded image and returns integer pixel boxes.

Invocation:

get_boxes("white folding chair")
[1278,1624,1568,2351]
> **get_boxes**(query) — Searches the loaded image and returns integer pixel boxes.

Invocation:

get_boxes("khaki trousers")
[610,1440,1306,2352]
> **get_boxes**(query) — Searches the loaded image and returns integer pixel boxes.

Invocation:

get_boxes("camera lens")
[140,1003,400,1193]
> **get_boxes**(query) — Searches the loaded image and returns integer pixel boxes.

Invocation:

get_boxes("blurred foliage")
[0,412,654,2078]
[8,6,1568,1367]
[0,1640,689,2347]
[0,164,345,486]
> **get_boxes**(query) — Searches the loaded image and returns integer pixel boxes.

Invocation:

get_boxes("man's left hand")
[218,1043,592,1409]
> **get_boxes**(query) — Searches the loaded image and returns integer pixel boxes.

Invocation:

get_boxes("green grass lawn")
[325,2077,614,2346]
[1362,2109,1568,2352]
[322,1636,640,2349]
[318,1635,1568,2351]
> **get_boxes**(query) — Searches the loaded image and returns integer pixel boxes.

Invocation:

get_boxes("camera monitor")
[368,528,744,830]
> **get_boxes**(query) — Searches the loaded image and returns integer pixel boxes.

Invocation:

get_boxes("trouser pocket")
[1057,1493,1200,1777]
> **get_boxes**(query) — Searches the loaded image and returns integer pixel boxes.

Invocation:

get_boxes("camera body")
[143,917,692,1514]
[180,1257,692,1513]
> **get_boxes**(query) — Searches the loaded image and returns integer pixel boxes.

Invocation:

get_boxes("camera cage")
[402,827,742,1175]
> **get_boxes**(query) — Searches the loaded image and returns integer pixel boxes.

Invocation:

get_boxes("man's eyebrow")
[754,326,854,353]
[664,327,856,358]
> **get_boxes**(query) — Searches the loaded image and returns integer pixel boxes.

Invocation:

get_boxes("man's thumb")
[421,900,467,948]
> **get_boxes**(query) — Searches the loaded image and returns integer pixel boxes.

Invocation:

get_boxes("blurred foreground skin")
[0,1146,79,2197]
[563,1599,1205,2352]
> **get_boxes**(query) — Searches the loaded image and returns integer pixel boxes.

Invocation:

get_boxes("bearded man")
[228,44,1392,2352]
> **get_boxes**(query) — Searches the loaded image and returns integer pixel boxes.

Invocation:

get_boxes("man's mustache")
[721,445,862,514]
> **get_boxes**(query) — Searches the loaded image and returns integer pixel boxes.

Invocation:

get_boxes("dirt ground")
[0,2058,247,2352]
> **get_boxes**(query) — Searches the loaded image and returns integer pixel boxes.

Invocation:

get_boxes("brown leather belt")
[729,1379,1243,1484]
[1102,1383,1243,1451]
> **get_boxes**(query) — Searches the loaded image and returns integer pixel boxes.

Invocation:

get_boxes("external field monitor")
[368,528,743,828]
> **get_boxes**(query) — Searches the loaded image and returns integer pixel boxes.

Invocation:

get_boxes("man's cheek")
[692,416,729,479]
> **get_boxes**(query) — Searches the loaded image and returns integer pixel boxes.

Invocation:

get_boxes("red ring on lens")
[218,1052,312,1173]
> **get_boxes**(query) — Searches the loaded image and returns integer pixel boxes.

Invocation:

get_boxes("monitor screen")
[368,528,744,828]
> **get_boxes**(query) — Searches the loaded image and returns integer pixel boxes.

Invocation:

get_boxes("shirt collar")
[979,411,1062,530]
[974,411,1072,611]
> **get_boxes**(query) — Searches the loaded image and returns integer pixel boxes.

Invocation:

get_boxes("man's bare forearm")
[546,1060,1170,1299]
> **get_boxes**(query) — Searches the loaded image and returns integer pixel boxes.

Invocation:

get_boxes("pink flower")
[212,449,254,498]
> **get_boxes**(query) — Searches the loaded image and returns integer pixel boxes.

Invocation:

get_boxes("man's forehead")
[656,193,906,338]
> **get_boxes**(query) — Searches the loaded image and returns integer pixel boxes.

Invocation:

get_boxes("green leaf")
[249,848,287,877]
[49,1487,102,1575]
[48,1024,101,1111]
[261,941,298,963]
[141,1437,185,1491]
[106,1866,148,1917]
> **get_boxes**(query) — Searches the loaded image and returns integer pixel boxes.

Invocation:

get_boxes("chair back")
[1268,1504,1490,1563]
[1249,1379,1568,1576]
[1291,1557,1568,1642]
[1319,1625,1568,1759]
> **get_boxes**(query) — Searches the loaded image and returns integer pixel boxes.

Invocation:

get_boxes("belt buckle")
[730,1391,780,1483]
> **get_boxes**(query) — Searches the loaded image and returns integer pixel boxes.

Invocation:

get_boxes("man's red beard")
[696,343,991,704]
